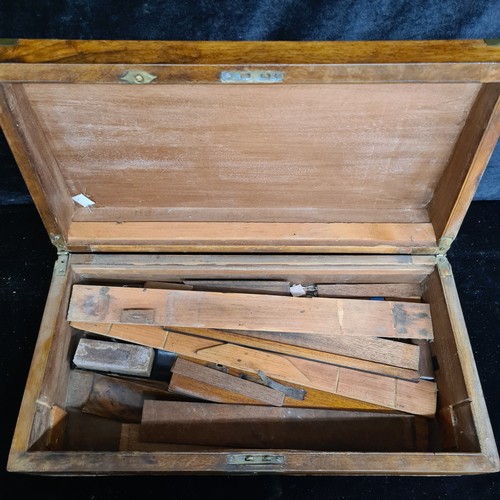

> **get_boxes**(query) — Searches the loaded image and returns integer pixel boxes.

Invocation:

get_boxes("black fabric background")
[0,1,499,498]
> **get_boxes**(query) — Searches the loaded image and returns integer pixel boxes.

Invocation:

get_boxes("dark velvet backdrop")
[0,1,498,498]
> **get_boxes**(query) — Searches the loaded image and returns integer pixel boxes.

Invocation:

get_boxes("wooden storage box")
[1,38,499,475]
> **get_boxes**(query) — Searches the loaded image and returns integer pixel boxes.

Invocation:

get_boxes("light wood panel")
[23,83,477,224]
[67,285,434,339]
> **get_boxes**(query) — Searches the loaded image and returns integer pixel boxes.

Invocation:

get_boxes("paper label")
[290,284,306,297]
[72,193,95,208]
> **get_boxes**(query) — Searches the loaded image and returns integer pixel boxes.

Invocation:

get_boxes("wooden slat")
[67,221,437,254]
[166,327,419,379]
[184,280,291,295]
[67,285,434,339]
[169,359,285,406]
[429,83,500,242]
[2,39,500,65]
[317,283,422,299]
[139,401,418,451]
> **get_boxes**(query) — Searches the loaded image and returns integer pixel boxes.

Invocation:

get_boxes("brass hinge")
[437,236,453,256]
[55,252,69,276]
[50,233,67,252]
[437,255,453,278]
[484,38,500,46]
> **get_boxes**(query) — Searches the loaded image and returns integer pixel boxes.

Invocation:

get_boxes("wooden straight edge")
[0,83,72,240]
[170,358,285,406]
[429,83,500,243]
[2,40,500,65]
[68,322,436,415]
[67,285,434,339]
[67,221,436,250]
[436,257,500,469]
[7,451,499,475]
[183,280,291,295]
[167,326,420,380]
[1,62,499,84]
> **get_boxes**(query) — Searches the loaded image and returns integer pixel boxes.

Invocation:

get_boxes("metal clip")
[227,454,285,465]
[120,70,157,84]
[220,70,284,83]
[55,252,69,276]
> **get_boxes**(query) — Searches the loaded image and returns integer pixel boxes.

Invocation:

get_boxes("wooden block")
[317,283,422,300]
[68,285,434,339]
[66,369,185,423]
[184,280,291,295]
[412,339,435,380]
[72,338,154,377]
[170,358,285,406]
[139,401,418,451]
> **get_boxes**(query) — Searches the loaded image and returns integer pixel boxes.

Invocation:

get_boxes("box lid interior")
[1,39,499,254]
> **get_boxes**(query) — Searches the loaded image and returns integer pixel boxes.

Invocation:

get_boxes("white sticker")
[72,193,95,208]
[290,284,306,297]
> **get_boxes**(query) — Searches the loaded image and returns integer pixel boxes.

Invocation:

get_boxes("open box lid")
[0,39,499,254]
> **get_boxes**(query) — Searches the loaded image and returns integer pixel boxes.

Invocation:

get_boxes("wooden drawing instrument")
[69,322,436,415]
[67,285,434,339]
[139,401,419,451]
[169,358,285,406]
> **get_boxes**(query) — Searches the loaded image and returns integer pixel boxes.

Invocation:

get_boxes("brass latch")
[120,70,157,84]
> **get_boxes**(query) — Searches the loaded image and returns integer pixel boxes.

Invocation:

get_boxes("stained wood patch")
[67,285,434,339]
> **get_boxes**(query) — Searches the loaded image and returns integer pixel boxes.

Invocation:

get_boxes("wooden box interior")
[8,254,499,474]
[1,78,499,253]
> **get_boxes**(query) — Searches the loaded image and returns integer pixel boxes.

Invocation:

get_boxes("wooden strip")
[412,340,435,380]
[72,323,430,415]
[429,83,500,242]
[240,330,420,370]
[170,358,285,406]
[67,285,434,339]
[68,221,437,251]
[3,62,498,85]
[167,327,419,380]
[317,283,422,299]
[183,280,291,295]
[2,39,500,65]
[139,401,418,451]
[143,281,193,290]
[73,206,430,224]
